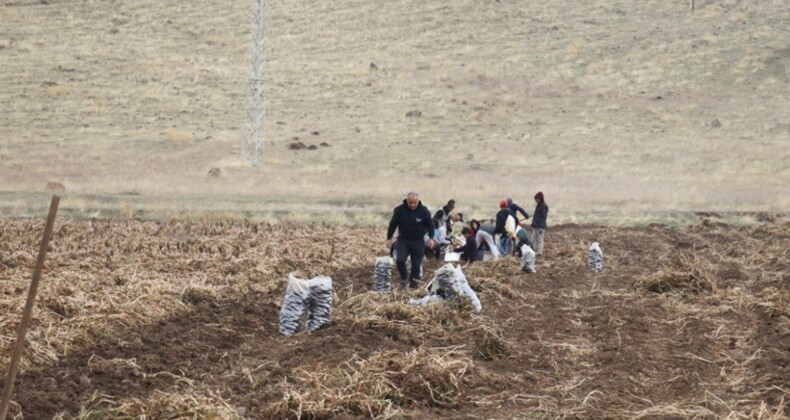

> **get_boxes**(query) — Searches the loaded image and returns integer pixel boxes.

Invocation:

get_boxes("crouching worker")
[453,227,480,263]
[513,225,533,257]
[470,219,500,260]
[430,212,460,259]
[387,192,436,289]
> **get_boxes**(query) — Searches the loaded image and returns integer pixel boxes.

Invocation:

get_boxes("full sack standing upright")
[373,256,393,293]
[588,242,604,272]
[279,273,333,336]
[521,244,536,273]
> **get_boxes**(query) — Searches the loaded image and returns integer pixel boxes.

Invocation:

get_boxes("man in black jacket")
[387,192,436,289]
[506,197,530,221]
[531,191,549,256]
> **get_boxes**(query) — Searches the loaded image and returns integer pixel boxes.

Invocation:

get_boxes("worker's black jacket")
[531,201,549,229]
[387,200,435,242]
[494,208,515,235]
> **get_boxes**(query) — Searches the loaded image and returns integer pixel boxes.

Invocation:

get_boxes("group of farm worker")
[386,191,549,289]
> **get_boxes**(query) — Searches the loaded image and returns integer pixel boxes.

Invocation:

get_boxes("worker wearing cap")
[494,199,517,255]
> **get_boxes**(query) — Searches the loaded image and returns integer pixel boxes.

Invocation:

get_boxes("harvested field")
[1,0,788,216]
[0,216,788,418]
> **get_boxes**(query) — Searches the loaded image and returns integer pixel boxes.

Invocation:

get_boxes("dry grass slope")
[0,0,788,218]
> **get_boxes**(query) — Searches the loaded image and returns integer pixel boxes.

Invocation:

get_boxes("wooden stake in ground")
[0,195,60,420]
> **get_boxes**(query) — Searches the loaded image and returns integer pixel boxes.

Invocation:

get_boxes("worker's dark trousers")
[394,238,425,288]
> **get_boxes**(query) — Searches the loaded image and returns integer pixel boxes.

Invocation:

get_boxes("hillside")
[1,0,788,220]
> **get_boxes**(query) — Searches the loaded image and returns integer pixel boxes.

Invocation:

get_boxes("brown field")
[0,216,787,418]
[1,0,789,418]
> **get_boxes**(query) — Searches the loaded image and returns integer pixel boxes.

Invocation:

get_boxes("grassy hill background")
[1,0,788,222]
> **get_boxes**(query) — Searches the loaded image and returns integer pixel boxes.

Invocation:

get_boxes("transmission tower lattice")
[243,0,266,165]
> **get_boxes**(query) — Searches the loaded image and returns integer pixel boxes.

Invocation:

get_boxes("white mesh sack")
[521,245,536,273]
[429,263,462,299]
[279,274,310,336]
[411,264,481,312]
[588,242,603,272]
[279,273,333,336]
[414,265,451,306]
[453,265,482,313]
[373,256,393,293]
[306,276,333,332]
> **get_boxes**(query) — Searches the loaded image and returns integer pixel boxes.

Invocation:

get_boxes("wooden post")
[0,195,60,420]
[691,0,695,14]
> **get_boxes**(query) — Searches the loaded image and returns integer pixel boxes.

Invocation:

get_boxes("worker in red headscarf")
[494,199,517,255]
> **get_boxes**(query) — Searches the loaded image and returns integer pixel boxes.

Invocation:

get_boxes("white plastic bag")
[454,265,482,312]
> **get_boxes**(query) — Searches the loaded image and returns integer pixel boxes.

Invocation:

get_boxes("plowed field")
[1,217,787,418]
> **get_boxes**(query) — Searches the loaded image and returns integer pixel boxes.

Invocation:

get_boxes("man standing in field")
[387,192,436,289]
[506,197,530,222]
[531,192,549,256]
[432,199,455,230]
